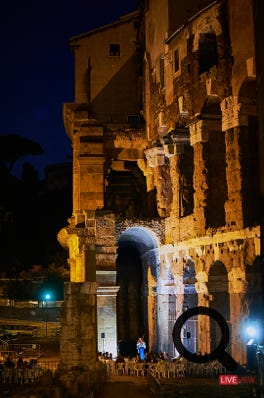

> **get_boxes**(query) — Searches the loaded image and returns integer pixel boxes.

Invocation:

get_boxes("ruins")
[57,0,263,388]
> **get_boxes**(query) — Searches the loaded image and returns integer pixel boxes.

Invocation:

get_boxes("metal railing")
[0,360,60,384]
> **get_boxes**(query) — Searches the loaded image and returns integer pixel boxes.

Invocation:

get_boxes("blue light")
[243,320,263,345]
[44,292,52,301]
[246,326,257,338]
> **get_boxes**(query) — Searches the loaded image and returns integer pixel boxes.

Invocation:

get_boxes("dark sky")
[0,0,137,179]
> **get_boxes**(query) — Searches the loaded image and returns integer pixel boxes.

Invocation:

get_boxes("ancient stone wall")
[59,0,262,368]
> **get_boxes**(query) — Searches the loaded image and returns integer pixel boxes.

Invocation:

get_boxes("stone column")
[189,116,222,234]
[71,121,105,214]
[96,271,119,358]
[144,146,171,217]
[59,282,105,396]
[189,118,209,235]
[196,271,210,355]
[228,267,248,364]
[157,272,176,355]
[221,96,249,229]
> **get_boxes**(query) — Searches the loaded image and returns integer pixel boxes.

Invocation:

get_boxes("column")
[59,282,105,395]
[221,96,248,229]
[96,271,119,358]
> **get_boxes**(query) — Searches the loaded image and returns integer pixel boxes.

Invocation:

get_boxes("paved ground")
[95,375,153,398]
[94,375,257,398]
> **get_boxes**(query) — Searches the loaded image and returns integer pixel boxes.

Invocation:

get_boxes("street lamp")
[245,321,259,370]
[245,321,264,397]
[43,292,52,338]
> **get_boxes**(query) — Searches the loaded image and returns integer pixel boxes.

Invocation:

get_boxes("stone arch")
[237,78,259,226]
[201,95,227,228]
[178,145,194,218]
[198,31,218,74]
[201,94,222,116]
[193,15,223,52]
[207,261,230,352]
[245,257,263,319]
[116,226,159,355]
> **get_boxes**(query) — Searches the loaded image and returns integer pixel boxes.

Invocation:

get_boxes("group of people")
[98,336,181,378]
[0,356,43,384]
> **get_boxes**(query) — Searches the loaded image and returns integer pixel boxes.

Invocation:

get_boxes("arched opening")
[207,261,230,352]
[198,31,218,74]
[179,146,194,217]
[201,95,227,228]
[116,226,158,356]
[105,161,158,219]
[238,79,259,227]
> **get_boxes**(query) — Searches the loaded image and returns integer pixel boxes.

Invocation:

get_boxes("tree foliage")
[0,134,43,172]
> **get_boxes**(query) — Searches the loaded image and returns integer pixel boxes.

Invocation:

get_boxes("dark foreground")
[94,375,257,398]
[0,337,259,397]
[0,374,258,398]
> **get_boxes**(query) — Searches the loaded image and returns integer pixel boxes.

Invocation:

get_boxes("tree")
[2,279,36,301]
[0,134,43,173]
[36,263,70,301]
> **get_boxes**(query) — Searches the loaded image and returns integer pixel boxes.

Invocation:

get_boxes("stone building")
[58,0,263,370]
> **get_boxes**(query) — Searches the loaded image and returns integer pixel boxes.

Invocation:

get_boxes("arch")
[200,95,227,229]
[238,78,257,99]
[116,226,159,355]
[198,31,218,74]
[201,95,221,116]
[118,226,158,256]
[238,78,259,226]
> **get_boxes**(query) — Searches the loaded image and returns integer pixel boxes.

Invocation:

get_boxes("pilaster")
[221,96,245,229]
[189,118,209,235]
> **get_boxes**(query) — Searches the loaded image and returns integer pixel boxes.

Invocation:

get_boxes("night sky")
[0,0,137,179]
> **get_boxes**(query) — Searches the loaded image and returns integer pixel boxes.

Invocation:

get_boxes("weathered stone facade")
[58,0,263,373]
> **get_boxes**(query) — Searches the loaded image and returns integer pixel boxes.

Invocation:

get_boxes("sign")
[219,375,256,385]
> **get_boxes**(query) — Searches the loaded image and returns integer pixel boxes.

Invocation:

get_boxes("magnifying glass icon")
[172,306,238,371]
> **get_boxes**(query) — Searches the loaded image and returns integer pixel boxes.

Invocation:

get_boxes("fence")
[0,360,60,384]
[38,361,59,374]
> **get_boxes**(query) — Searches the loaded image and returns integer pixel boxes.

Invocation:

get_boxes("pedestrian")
[136,337,146,361]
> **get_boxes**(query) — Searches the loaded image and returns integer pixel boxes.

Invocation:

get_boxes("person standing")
[137,337,146,361]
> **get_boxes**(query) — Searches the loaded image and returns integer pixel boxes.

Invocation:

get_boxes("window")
[127,115,140,128]
[174,49,179,73]
[199,33,218,74]
[160,55,164,88]
[109,43,120,57]
[145,0,149,12]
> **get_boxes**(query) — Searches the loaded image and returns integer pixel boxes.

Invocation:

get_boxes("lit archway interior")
[116,227,158,356]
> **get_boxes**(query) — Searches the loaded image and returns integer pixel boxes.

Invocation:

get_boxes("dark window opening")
[241,116,260,226]
[160,56,164,88]
[205,130,227,229]
[174,49,179,73]
[187,35,194,54]
[199,33,218,74]
[145,0,149,12]
[109,43,120,57]
[179,146,194,217]
[127,115,140,128]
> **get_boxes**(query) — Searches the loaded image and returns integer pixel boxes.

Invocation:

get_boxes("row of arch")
[116,226,259,359]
